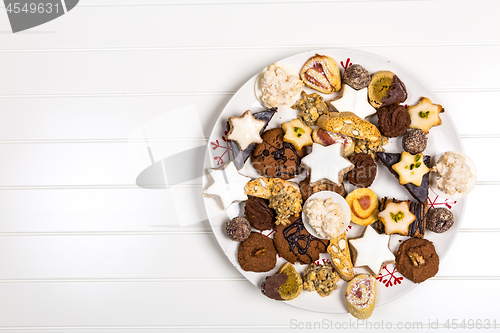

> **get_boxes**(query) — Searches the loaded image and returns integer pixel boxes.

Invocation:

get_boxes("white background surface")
[1,0,499,332]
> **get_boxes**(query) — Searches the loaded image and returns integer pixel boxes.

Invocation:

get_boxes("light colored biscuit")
[317,112,381,144]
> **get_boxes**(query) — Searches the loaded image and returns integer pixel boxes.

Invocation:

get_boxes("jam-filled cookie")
[300,54,341,94]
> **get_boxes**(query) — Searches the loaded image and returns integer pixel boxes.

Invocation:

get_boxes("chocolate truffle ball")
[343,64,371,90]
[226,217,251,242]
[402,129,427,154]
[427,208,454,233]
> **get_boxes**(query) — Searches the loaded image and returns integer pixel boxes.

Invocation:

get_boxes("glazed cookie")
[244,196,275,231]
[367,71,407,108]
[317,112,381,144]
[395,238,439,283]
[227,110,266,150]
[273,216,329,265]
[377,152,431,203]
[303,262,340,297]
[347,153,377,188]
[261,262,303,301]
[252,128,304,180]
[312,128,355,157]
[426,207,454,233]
[392,152,430,187]
[227,108,276,169]
[328,85,376,119]
[376,104,411,138]
[375,197,428,238]
[408,97,444,133]
[378,201,416,236]
[281,118,313,151]
[292,91,331,126]
[299,176,346,202]
[238,232,278,272]
[349,226,395,276]
[300,54,341,94]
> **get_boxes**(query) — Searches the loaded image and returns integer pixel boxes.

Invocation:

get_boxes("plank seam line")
[0,276,494,284]
[0,181,498,190]
[0,87,498,98]
[0,228,494,236]
[0,134,497,144]
[1,40,500,52]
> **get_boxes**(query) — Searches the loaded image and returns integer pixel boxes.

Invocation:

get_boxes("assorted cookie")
[205,53,475,317]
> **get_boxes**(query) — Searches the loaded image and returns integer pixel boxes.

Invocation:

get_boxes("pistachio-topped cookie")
[281,118,313,151]
[378,201,416,235]
[408,97,444,133]
[392,152,430,187]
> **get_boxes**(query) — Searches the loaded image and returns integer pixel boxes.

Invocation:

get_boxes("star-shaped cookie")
[392,151,430,187]
[301,143,354,185]
[227,110,266,150]
[349,226,395,276]
[203,161,251,210]
[328,84,376,119]
[378,201,416,235]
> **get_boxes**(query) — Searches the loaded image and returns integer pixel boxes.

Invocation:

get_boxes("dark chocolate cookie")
[426,208,454,233]
[347,153,377,188]
[273,216,328,265]
[299,176,346,201]
[251,128,304,180]
[377,104,411,138]
[237,232,277,272]
[245,196,275,231]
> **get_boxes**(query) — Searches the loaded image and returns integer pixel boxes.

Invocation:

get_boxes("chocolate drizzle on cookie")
[376,197,427,238]
[283,217,328,263]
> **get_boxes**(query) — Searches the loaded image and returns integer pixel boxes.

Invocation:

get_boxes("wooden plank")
[0,91,497,142]
[0,1,498,49]
[0,232,493,280]
[0,280,496,328]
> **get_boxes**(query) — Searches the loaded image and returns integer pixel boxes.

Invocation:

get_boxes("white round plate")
[202,49,466,313]
[302,191,351,240]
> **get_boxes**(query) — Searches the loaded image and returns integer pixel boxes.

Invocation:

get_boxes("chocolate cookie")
[299,176,346,201]
[402,129,427,154]
[395,238,439,283]
[377,104,411,138]
[244,196,275,231]
[237,232,277,272]
[251,128,304,180]
[427,208,454,233]
[343,64,371,90]
[347,153,377,187]
[225,217,251,242]
[273,216,329,265]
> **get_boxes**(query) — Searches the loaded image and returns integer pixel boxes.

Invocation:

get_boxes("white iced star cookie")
[227,110,266,150]
[328,85,376,119]
[203,161,251,210]
[349,226,396,276]
[301,143,354,186]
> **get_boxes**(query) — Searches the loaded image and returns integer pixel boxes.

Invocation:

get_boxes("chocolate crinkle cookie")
[426,208,454,233]
[343,64,371,90]
[402,129,427,154]
[226,217,251,242]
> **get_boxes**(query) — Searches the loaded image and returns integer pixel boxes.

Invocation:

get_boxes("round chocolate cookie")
[402,129,427,154]
[343,64,371,90]
[251,128,304,180]
[299,176,346,201]
[347,153,377,188]
[395,238,439,283]
[237,232,277,272]
[245,196,276,231]
[226,217,251,242]
[377,104,411,138]
[427,207,454,233]
[273,216,329,265]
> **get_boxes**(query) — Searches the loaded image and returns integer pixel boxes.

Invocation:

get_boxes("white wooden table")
[1,1,499,331]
